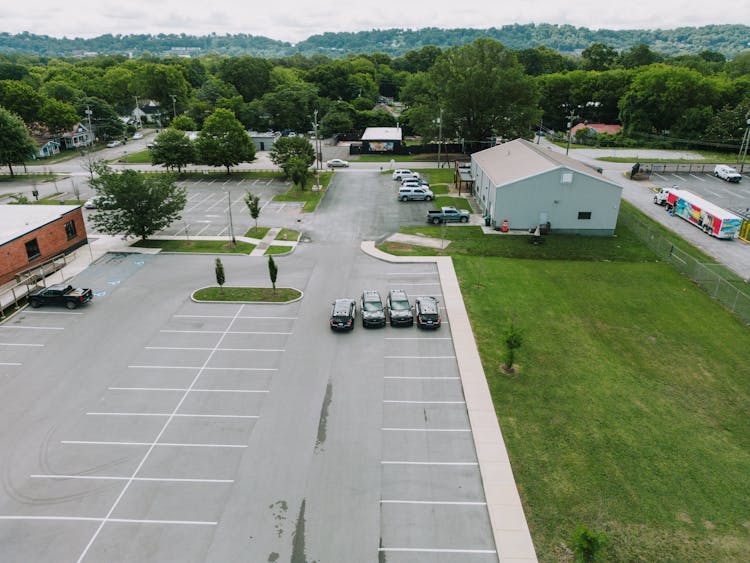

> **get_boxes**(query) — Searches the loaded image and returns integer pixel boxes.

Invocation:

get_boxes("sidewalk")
[361,241,537,562]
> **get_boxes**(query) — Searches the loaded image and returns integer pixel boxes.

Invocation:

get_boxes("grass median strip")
[132,239,255,253]
[193,287,301,302]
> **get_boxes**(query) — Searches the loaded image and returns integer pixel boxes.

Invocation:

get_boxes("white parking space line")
[86,412,258,419]
[109,387,268,393]
[382,428,471,432]
[0,325,64,330]
[205,195,229,211]
[381,500,486,506]
[62,440,248,448]
[0,362,22,366]
[174,315,298,320]
[383,400,466,405]
[186,193,218,213]
[195,223,212,235]
[129,365,277,372]
[689,173,706,182]
[145,346,284,352]
[0,515,218,526]
[652,173,670,181]
[21,310,83,315]
[384,376,460,380]
[382,461,478,466]
[385,337,451,341]
[390,283,441,286]
[384,356,456,359]
[30,474,234,484]
[160,330,292,335]
[0,342,44,347]
[378,548,496,554]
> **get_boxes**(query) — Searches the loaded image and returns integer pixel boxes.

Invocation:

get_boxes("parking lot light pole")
[227,189,236,246]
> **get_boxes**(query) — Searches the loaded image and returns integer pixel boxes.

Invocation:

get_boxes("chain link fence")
[620,213,750,323]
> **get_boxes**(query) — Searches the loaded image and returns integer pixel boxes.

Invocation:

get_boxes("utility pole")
[134,96,142,129]
[169,94,177,118]
[312,109,321,170]
[565,107,578,156]
[227,189,236,246]
[738,110,750,172]
[85,105,93,145]
[436,108,443,168]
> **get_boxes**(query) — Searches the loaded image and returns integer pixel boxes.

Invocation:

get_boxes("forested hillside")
[1,24,749,59]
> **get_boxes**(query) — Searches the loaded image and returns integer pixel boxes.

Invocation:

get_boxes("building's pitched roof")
[361,127,402,141]
[472,138,620,190]
[0,205,81,246]
[570,123,622,135]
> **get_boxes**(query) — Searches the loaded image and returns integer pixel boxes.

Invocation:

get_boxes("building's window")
[561,172,573,184]
[578,211,592,220]
[64,220,77,240]
[25,239,41,261]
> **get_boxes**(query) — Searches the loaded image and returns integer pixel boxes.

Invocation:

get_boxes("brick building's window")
[25,239,41,261]
[64,220,77,240]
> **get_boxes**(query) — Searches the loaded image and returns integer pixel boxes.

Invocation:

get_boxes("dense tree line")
[1,25,749,58]
[0,36,749,176]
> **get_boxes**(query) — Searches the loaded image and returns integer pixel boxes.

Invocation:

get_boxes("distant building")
[360,127,402,154]
[570,123,622,136]
[133,101,163,125]
[0,206,88,285]
[248,131,280,151]
[471,139,622,236]
[60,123,93,150]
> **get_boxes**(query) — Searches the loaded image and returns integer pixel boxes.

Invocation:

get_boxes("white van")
[392,169,413,181]
[714,164,742,183]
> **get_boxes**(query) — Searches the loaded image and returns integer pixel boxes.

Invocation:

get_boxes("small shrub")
[570,524,609,562]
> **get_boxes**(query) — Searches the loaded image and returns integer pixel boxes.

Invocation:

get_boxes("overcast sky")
[2,1,748,42]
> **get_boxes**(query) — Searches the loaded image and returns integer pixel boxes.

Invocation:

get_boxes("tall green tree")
[216,56,272,102]
[195,108,255,174]
[215,258,226,294]
[429,38,540,142]
[89,166,187,240]
[286,157,311,189]
[150,128,196,172]
[581,43,618,71]
[268,254,278,292]
[269,136,315,178]
[0,106,37,176]
[0,79,43,123]
[75,96,124,141]
[37,98,78,135]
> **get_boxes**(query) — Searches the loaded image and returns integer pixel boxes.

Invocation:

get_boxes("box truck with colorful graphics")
[663,189,741,239]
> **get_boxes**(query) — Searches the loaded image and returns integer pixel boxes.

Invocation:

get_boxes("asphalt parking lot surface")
[0,171,501,562]
[647,168,750,213]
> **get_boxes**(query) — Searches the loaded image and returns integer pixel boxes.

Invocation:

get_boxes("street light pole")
[738,111,750,171]
[565,107,578,156]
[312,109,321,170]
[227,189,236,246]
[437,108,443,168]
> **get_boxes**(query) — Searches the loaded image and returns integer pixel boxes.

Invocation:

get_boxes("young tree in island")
[244,191,261,229]
[502,317,524,373]
[214,258,226,294]
[0,107,37,177]
[268,254,278,292]
[269,136,315,180]
[89,165,187,241]
[150,128,196,172]
[195,108,255,174]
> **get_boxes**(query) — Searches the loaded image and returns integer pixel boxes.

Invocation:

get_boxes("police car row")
[330,289,441,331]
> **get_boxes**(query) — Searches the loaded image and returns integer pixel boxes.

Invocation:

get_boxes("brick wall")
[0,208,88,285]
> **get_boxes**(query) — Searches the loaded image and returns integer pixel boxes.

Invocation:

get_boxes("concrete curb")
[190,286,304,304]
[361,241,537,562]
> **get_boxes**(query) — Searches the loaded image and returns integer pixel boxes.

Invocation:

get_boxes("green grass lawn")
[118,150,152,164]
[244,226,270,239]
[377,207,750,560]
[275,228,300,241]
[433,196,473,212]
[132,239,255,253]
[273,171,332,212]
[264,245,292,255]
[193,286,301,302]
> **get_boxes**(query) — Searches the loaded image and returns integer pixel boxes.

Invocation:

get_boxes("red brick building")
[0,205,88,285]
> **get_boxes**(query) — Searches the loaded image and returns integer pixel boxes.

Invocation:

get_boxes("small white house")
[471,139,623,235]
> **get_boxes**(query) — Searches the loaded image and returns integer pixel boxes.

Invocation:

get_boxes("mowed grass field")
[381,215,750,560]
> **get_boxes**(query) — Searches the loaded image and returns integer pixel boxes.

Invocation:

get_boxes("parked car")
[401,177,429,187]
[106,140,122,148]
[84,195,103,209]
[360,290,386,328]
[415,296,441,329]
[386,289,413,327]
[28,284,93,310]
[714,164,742,183]
[326,158,349,168]
[392,169,413,181]
[398,172,421,183]
[330,298,356,331]
[132,132,144,140]
[398,186,434,201]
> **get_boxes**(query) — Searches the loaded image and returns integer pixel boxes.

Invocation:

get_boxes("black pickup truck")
[28,284,93,309]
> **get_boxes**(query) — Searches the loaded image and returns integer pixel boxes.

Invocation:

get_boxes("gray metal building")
[471,139,623,235]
